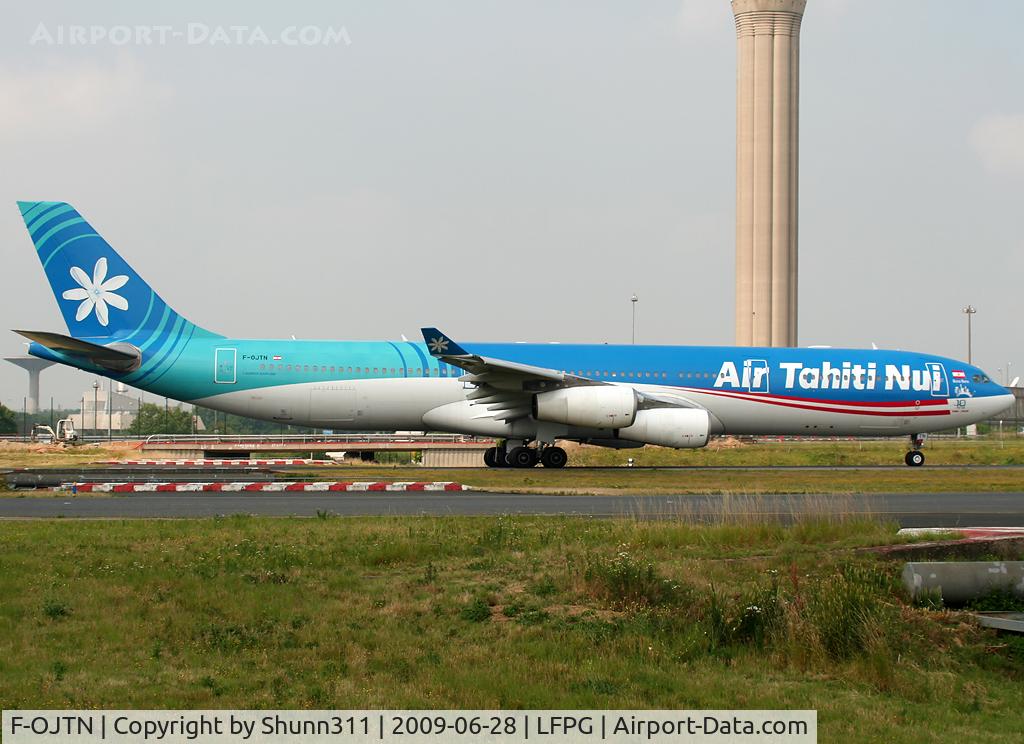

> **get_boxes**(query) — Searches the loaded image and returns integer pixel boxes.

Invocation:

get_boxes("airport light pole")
[107,377,112,441]
[631,294,638,344]
[92,380,99,435]
[962,305,976,364]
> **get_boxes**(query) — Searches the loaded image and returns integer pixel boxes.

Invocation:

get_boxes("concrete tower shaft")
[5,356,56,414]
[732,0,805,347]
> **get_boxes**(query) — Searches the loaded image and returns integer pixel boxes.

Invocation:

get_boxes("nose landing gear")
[904,434,926,466]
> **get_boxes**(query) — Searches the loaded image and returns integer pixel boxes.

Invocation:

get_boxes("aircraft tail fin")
[16,201,219,341]
[421,327,470,357]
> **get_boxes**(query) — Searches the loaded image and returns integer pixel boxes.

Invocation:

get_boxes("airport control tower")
[731,0,806,347]
[5,356,56,414]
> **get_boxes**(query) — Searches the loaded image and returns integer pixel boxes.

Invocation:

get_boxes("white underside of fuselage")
[189,379,1009,443]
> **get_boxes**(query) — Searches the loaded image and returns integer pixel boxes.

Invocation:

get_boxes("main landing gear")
[904,434,926,467]
[484,443,567,469]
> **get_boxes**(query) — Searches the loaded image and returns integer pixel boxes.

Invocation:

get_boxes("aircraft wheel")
[540,446,568,469]
[507,446,538,468]
[905,451,925,467]
[483,447,498,468]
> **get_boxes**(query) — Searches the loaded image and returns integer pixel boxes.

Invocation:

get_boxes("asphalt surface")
[0,491,1022,527]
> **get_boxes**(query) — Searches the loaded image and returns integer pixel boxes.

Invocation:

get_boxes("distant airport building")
[71,387,141,433]
[731,0,806,347]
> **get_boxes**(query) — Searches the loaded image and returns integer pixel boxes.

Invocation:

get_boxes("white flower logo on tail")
[428,336,449,354]
[61,257,129,327]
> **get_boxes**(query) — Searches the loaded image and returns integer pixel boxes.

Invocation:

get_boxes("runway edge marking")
[61,481,472,493]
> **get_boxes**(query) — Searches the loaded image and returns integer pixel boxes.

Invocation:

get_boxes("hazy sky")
[2,0,1022,410]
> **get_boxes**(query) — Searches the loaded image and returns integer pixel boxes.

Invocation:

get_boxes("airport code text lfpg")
[3,710,816,743]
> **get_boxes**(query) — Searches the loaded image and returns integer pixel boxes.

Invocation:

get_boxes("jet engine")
[533,386,638,429]
[617,408,710,449]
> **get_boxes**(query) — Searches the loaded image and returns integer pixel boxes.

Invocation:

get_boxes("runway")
[0,491,1021,527]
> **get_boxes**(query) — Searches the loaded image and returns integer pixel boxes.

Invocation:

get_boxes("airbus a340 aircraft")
[13,202,1013,468]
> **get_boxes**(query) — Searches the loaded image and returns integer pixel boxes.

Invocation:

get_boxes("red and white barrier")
[62,481,470,493]
[100,459,330,466]
[898,527,1024,539]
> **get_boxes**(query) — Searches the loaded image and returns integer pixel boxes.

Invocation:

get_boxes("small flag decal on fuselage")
[952,370,966,379]
[272,355,282,360]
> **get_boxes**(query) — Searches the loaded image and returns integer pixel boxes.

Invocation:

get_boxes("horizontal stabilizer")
[14,329,140,371]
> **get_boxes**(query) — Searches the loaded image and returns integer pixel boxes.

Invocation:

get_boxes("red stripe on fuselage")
[687,388,950,417]
[695,387,948,407]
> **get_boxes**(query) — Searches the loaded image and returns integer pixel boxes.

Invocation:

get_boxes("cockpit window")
[971,374,991,383]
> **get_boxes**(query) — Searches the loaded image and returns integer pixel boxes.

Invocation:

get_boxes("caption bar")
[4,710,815,743]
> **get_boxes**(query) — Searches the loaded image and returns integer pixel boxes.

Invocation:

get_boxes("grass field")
[3,439,1023,497]
[0,443,121,470]
[327,464,1024,495]
[564,437,1024,468]
[3,437,1023,470]
[5,464,1023,497]
[1,514,1022,742]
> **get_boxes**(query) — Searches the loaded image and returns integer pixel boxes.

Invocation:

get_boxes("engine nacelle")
[533,386,638,429]
[617,408,710,449]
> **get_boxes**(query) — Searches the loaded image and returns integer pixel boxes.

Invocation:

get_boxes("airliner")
[12,201,1013,468]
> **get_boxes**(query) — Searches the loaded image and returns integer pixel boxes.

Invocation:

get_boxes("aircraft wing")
[420,327,703,422]
[421,327,600,421]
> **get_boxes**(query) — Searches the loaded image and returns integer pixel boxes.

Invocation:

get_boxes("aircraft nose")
[986,393,1016,418]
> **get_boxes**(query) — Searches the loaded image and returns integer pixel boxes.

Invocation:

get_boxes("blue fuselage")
[30,336,1013,438]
